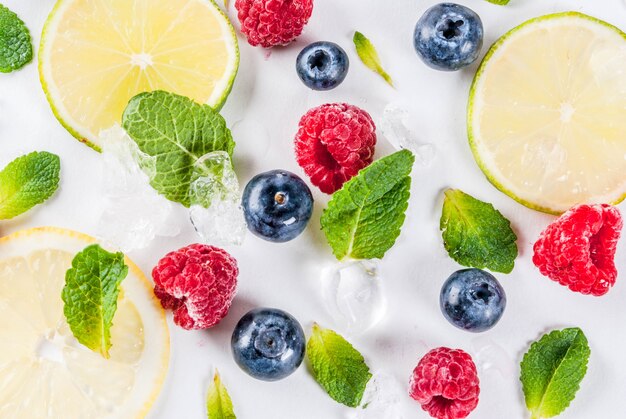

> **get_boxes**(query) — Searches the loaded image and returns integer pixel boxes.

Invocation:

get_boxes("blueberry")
[413,3,483,71]
[440,268,506,332]
[242,170,313,243]
[231,308,306,381]
[296,42,349,90]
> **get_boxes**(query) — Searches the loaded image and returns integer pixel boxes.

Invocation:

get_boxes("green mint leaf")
[353,31,393,87]
[0,4,32,72]
[0,151,60,220]
[321,150,414,260]
[207,370,236,419]
[486,0,510,5]
[440,189,517,273]
[520,328,590,419]
[62,244,128,358]
[122,90,236,207]
[307,324,372,407]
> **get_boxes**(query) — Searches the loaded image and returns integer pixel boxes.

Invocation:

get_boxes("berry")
[231,308,306,381]
[234,0,314,48]
[294,103,376,194]
[409,347,480,419]
[296,42,349,91]
[440,268,506,333]
[152,244,238,330]
[533,204,623,296]
[242,170,313,243]
[413,3,483,71]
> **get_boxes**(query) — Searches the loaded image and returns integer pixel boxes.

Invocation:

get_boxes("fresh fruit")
[533,204,623,296]
[409,347,480,419]
[294,103,376,194]
[468,12,626,214]
[296,42,349,91]
[231,308,305,381]
[39,0,239,151]
[0,227,169,417]
[440,268,507,332]
[413,3,483,71]
[242,170,313,243]
[235,0,313,48]
[152,244,238,330]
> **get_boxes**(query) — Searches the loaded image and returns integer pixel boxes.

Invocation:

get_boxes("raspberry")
[409,347,480,419]
[235,0,314,48]
[294,103,377,194]
[533,204,623,296]
[152,244,238,330]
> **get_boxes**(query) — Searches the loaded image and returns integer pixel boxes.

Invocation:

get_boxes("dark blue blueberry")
[296,42,349,91]
[231,308,306,381]
[413,3,483,71]
[440,268,506,332]
[242,170,313,243]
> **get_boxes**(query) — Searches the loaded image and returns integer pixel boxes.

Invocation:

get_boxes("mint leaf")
[353,31,393,87]
[0,4,32,72]
[520,328,590,419]
[62,244,128,358]
[122,90,236,207]
[307,324,372,407]
[0,151,60,220]
[207,370,236,419]
[440,189,517,273]
[321,150,414,260]
[486,0,510,4]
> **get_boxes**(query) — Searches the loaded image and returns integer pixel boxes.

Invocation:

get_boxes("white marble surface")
[1,0,625,418]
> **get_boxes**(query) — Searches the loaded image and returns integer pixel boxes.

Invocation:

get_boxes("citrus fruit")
[468,12,626,214]
[0,227,169,418]
[39,0,239,151]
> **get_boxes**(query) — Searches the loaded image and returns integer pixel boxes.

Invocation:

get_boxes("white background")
[1,0,625,418]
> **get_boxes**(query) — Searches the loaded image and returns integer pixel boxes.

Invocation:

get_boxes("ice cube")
[321,259,387,336]
[379,104,435,165]
[348,372,404,419]
[97,125,180,252]
[189,151,246,246]
[471,337,515,378]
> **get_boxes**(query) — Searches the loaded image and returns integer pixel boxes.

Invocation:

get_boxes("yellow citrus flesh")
[0,228,169,418]
[468,13,626,214]
[39,0,239,150]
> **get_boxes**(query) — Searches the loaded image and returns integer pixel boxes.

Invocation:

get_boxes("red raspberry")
[152,244,238,330]
[234,0,314,48]
[409,348,480,419]
[294,103,377,194]
[533,204,623,296]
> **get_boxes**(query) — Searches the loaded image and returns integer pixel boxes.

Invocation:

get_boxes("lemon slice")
[468,12,626,214]
[39,0,239,151]
[0,227,169,418]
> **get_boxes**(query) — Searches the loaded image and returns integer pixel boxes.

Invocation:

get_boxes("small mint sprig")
[353,31,393,87]
[520,328,590,419]
[122,90,236,207]
[321,150,414,260]
[62,244,128,358]
[0,4,33,73]
[0,151,60,220]
[207,369,236,419]
[307,323,372,407]
[440,189,517,273]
